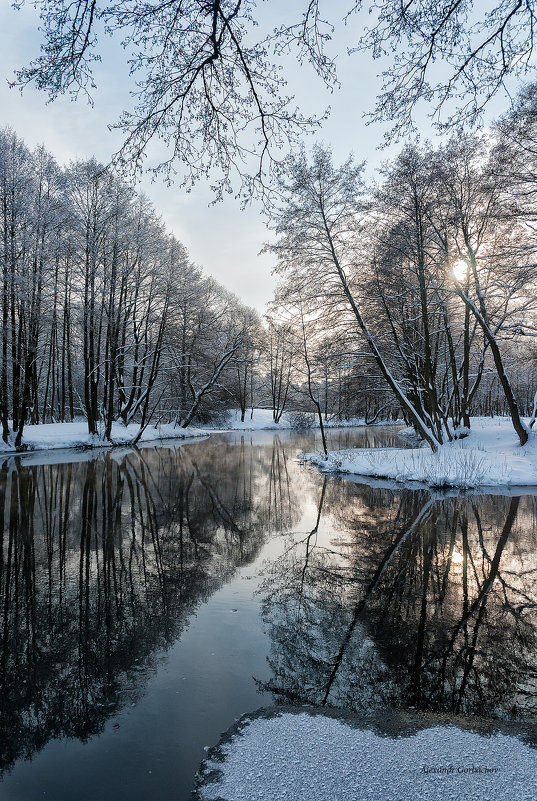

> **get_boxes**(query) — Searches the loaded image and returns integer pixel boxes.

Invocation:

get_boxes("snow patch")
[206,408,397,432]
[197,713,537,801]
[0,421,205,456]
[305,417,537,488]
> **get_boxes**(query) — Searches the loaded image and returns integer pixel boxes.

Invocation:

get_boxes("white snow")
[305,417,537,488]
[0,420,205,455]
[198,712,537,801]
[208,408,392,431]
[207,409,292,431]
[0,409,376,456]
[0,406,382,456]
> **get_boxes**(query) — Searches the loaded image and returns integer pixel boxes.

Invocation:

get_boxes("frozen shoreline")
[0,420,207,455]
[0,410,392,456]
[3,414,532,492]
[204,409,397,432]
[305,417,537,488]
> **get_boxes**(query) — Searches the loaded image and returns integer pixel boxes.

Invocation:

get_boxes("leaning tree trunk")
[453,278,528,446]
[320,211,441,452]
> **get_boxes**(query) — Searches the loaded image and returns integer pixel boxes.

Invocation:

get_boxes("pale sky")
[0,1,522,312]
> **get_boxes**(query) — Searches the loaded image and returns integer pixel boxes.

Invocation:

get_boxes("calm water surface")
[0,427,536,800]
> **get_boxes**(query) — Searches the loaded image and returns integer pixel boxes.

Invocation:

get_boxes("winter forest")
[3,2,537,801]
[0,129,264,445]
[2,98,537,450]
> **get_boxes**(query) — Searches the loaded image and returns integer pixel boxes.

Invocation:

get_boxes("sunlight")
[451,550,464,566]
[452,260,468,282]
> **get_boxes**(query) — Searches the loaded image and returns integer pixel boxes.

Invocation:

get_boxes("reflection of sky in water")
[0,428,536,801]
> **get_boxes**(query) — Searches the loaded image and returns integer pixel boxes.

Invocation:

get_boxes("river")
[0,427,536,800]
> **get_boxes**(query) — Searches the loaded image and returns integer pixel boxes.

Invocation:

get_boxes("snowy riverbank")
[206,409,391,432]
[195,709,537,801]
[0,420,206,455]
[0,410,387,455]
[305,417,537,488]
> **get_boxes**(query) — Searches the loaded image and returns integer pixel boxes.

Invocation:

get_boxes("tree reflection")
[259,484,537,721]
[4,431,535,777]
[0,436,301,775]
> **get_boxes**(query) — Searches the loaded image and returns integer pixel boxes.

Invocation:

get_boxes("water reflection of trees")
[259,481,537,721]
[0,436,301,775]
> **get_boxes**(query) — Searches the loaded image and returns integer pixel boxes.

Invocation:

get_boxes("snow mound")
[305,417,537,488]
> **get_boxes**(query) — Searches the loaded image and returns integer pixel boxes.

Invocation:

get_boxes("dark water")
[0,428,536,800]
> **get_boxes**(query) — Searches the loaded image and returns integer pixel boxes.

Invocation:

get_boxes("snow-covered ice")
[305,417,537,488]
[197,712,537,801]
